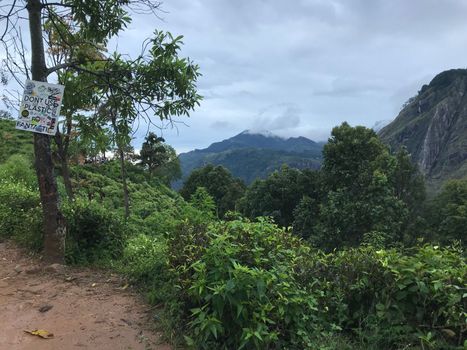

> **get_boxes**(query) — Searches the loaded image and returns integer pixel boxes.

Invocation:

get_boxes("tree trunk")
[55,130,74,200]
[119,147,130,218]
[27,0,66,263]
[110,113,130,218]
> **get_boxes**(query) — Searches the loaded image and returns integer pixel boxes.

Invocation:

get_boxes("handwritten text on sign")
[16,80,65,135]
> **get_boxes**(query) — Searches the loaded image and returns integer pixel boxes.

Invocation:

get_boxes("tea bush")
[63,198,129,264]
[0,154,37,188]
[168,217,324,349]
[0,179,42,250]
[374,245,466,349]
[0,155,42,249]
[303,245,466,349]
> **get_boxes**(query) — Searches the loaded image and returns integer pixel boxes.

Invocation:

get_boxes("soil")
[0,241,171,350]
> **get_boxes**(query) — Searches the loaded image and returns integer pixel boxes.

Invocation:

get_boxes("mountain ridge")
[178,130,323,185]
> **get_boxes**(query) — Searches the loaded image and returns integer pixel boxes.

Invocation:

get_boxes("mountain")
[379,69,467,192]
[178,130,324,185]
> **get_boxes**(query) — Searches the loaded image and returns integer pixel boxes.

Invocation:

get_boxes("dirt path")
[0,241,171,350]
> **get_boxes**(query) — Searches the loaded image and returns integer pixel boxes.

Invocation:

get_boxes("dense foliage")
[242,123,429,250]
[425,179,467,244]
[0,120,34,163]
[0,155,42,250]
[240,166,321,228]
[161,218,466,349]
[180,164,246,217]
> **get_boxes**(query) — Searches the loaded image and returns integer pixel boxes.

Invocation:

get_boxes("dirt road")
[0,241,171,350]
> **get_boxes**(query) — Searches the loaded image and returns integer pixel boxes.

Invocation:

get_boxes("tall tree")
[1,0,201,261]
[138,132,181,184]
[139,133,169,176]
[315,123,407,250]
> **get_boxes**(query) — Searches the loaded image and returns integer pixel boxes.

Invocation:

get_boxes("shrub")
[302,245,467,349]
[168,217,323,349]
[0,179,42,250]
[63,198,129,264]
[119,234,172,304]
[0,154,37,188]
[374,245,466,349]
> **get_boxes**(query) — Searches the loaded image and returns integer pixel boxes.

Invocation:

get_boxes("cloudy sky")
[4,0,467,153]
[116,0,467,153]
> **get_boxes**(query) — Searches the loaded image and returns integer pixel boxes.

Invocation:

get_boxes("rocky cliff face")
[379,69,467,191]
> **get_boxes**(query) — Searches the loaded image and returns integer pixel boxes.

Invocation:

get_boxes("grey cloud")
[313,77,388,97]
[250,104,301,132]
[211,121,233,130]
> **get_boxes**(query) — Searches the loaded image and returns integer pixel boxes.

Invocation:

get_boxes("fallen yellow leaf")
[24,329,54,339]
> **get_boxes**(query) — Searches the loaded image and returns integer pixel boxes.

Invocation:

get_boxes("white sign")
[16,80,65,135]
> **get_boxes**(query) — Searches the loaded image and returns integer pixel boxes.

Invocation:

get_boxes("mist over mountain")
[372,119,393,132]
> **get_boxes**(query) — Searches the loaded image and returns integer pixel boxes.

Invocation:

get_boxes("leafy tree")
[292,196,319,239]
[153,146,182,185]
[314,123,407,250]
[390,146,427,242]
[1,0,201,259]
[139,133,168,176]
[390,146,426,210]
[88,32,201,217]
[180,165,246,217]
[240,166,321,228]
[138,132,181,185]
[44,18,108,200]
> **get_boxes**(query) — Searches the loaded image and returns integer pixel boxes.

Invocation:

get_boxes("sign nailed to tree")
[16,80,65,135]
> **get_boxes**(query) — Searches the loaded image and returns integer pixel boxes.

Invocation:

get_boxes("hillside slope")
[0,119,34,163]
[379,69,467,191]
[178,130,323,184]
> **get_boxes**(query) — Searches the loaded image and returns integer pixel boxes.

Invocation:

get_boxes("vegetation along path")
[0,241,171,350]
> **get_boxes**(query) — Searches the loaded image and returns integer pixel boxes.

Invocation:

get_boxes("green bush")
[0,154,37,188]
[63,198,129,264]
[119,234,172,304]
[0,179,42,250]
[303,245,467,349]
[168,217,322,349]
[374,245,466,349]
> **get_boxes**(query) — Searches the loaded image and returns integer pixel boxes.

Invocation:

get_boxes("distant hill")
[379,69,467,192]
[178,130,324,185]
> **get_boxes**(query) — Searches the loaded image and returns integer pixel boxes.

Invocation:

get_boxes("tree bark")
[27,0,66,263]
[55,129,74,200]
[119,147,130,218]
[56,114,74,200]
[110,113,130,218]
